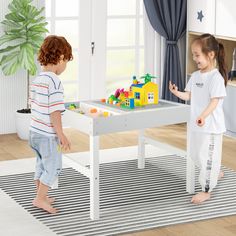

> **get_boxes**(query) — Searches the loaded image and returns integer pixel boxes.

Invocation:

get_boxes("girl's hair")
[192,33,228,86]
[38,35,73,66]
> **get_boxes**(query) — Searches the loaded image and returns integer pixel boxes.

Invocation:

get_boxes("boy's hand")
[58,133,71,151]
[169,81,178,95]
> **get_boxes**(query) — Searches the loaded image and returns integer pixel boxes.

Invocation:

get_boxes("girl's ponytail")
[217,43,228,86]
[193,34,228,86]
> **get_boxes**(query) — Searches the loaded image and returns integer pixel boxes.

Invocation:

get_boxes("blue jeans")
[29,131,62,187]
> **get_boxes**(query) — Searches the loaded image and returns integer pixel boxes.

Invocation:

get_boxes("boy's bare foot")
[33,198,58,214]
[47,196,55,204]
[191,192,211,204]
[218,171,224,180]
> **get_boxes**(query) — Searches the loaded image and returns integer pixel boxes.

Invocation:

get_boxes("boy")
[29,35,73,213]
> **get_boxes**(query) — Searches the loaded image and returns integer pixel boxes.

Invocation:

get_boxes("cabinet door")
[188,0,215,34]
[216,0,236,39]
[224,84,236,133]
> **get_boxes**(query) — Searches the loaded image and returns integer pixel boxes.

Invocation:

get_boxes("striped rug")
[0,155,236,236]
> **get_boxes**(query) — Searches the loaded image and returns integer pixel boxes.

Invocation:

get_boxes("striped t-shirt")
[30,71,65,136]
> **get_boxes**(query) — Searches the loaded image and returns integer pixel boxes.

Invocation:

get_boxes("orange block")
[90,108,97,113]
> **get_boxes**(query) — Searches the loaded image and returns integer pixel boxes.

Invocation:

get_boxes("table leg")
[186,123,195,194]
[138,129,145,169]
[90,135,100,220]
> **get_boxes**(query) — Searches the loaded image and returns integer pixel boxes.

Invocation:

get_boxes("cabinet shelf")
[188,31,236,42]
[228,80,236,87]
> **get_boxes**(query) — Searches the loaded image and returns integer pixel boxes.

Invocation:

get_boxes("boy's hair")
[192,33,228,86]
[38,35,73,66]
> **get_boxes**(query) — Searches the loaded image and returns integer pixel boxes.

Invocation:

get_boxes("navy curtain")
[143,0,187,102]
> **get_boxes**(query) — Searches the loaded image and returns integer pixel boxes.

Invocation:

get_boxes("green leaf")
[30,16,45,24]
[29,42,40,51]
[28,62,37,76]
[29,40,42,49]
[18,43,34,71]
[2,61,20,75]
[5,13,25,22]
[0,34,20,46]
[1,52,20,75]
[28,6,44,19]
[29,35,44,43]
[27,24,48,33]
[1,20,22,29]
[8,2,18,13]
[0,45,20,54]
[0,51,19,66]
[8,27,26,34]
[33,22,48,28]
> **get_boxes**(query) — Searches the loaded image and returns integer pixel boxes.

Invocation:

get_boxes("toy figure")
[140,73,156,84]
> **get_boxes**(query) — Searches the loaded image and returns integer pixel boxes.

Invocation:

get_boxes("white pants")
[190,132,223,192]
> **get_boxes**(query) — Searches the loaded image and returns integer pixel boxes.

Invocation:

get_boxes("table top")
[64,99,190,135]
[76,99,189,116]
[90,100,179,112]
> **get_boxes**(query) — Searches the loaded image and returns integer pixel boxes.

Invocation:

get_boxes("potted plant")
[0,0,48,139]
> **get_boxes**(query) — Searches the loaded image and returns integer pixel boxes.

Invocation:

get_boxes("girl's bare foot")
[191,192,211,204]
[218,171,224,180]
[32,198,58,214]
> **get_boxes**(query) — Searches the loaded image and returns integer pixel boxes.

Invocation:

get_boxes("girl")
[169,33,227,204]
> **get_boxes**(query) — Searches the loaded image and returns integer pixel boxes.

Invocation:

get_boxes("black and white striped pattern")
[1,155,236,236]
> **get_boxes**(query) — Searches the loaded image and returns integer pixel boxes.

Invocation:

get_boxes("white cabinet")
[188,0,236,39]
[188,0,215,34]
[216,0,236,39]
[223,82,236,133]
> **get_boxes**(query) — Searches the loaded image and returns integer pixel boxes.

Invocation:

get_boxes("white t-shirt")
[30,72,65,136]
[185,68,226,134]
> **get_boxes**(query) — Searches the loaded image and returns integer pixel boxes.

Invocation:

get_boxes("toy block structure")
[107,73,158,109]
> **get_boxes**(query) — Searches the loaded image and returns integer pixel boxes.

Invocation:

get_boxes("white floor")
[0,143,184,236]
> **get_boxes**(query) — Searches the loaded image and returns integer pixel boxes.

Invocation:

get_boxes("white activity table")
[63,99,195,220]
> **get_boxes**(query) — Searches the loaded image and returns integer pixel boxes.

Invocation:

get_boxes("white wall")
[0,0,44,134]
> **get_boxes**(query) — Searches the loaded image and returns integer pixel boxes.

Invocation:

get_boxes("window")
[148,92,154,103]
[45,0,80,102]
[135,92,140,99]
[45,0,145,101]
[106,0,144,96]
[148,93,154,99]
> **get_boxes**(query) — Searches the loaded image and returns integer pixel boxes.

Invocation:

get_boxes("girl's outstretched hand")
[169,81,178,95]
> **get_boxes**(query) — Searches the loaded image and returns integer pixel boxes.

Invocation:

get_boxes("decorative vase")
[15,111,31,140]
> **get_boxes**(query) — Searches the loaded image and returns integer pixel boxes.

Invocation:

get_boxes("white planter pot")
[15,111,31,140]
